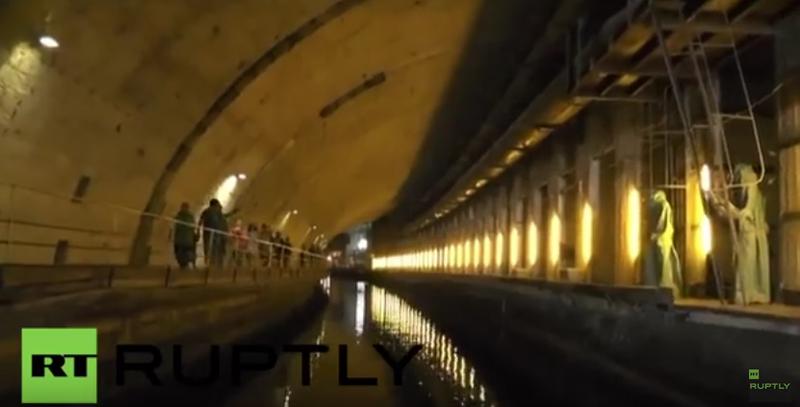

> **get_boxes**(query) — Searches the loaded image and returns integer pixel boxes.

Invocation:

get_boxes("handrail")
[0,182,327,261]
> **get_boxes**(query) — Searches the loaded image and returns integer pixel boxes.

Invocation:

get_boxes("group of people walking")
[171,199,323,270]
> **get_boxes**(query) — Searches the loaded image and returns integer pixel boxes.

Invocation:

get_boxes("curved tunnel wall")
[0,0,551,265]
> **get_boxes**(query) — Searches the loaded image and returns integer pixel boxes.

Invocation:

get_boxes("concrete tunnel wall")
[371,3,800,304]
[0,0,557,265]
[373,91,788,299]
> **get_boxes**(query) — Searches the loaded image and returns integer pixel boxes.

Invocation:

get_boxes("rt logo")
[21,328,97,404]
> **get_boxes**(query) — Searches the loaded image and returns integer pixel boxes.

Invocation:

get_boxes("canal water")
[224,277,499,406]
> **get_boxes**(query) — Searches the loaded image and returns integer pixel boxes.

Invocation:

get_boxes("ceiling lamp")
[39,35,59,48]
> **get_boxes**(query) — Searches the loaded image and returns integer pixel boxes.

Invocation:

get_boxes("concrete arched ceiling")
[0,0,555,264]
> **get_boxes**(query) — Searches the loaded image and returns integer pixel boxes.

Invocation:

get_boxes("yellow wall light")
[548,213,561,267]
[461,240,472,268]
[509,226,520,268]
[700,215,713,255]
[626,187,641,262]
[483,234,492,268]
[580,202,593,267]
[527,221,539,267]
[700,164,712,192]
[472,237,481,269]
[494,232,504,269]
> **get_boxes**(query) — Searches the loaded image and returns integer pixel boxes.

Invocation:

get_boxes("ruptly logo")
[19,327,422,404]
[748,367,793,403]
[21,328,97,404]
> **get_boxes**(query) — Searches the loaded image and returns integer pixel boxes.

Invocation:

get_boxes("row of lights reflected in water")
[317,277,494,405]
[358,277,495,406]
[315,277,495,405]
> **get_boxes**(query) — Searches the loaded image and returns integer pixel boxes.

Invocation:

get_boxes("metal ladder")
[648,1,769,305]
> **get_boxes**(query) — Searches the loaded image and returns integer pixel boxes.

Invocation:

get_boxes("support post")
[776,13,800,304]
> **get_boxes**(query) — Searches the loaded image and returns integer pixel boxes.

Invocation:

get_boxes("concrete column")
[777,38,800,304]
[684,167,707,295]
[526,160,542,278]
[546,145,566,281]
[483,194,495,274]
[613,104,644,285]
[580,156,599,281]
[775,11,800,304]
[458,210,467,274]
[495,185,509,275]
[510,171,526,275]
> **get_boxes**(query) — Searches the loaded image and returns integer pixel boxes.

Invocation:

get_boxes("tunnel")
[1,0,799,405]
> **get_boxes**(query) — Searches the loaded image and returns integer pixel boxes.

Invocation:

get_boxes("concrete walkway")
[0,270,327,399]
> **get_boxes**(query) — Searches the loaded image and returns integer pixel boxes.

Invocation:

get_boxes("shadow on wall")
[384,0,561,228]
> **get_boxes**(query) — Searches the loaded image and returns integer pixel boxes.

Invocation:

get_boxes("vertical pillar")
[545,180,559,280]
[777,13,800,303]
[495,185,509,275]
[581,157,600,280]
[486,199,491,274]
[614,104,643,285]
[778,106,800,303]
[474,204,481,275]
[511,171,525,275]
[527,162,543,278]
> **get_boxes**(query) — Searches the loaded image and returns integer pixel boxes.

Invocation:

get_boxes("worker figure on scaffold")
[711,164,770,305]
[645,190,682,298]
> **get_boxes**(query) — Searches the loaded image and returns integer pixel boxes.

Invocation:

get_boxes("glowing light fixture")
[455,243,463,269]
[700,215,713,255]
[472,238,481,269]
[237,173,247,180]
[580,202,593,266]
[357,237,368,251]
[494,232,504,269]
[461,240,472,268]
[548,213,561,267]
[483,234,492,268]
[39,35,59,48]
[700,164,711,192]
[627,187,641,262]
[213,175,239,208]
[527,221,539,267]
[509,227,520,268]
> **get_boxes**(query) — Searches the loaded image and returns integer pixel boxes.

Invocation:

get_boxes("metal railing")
[0,182,327,270]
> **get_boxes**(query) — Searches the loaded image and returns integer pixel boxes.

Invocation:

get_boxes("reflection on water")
[320,276,331,295]
[370,285,496,406]
[355,282,365,336]
[227,278,496,406]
